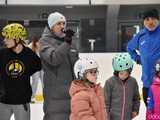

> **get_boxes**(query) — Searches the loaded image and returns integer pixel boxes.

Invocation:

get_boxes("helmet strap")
[9,39,18,49]
[14,39,19,47]
[12,41,24,54]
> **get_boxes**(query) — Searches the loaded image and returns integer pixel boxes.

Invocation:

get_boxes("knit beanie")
[143,9,159,20]
[48,12,66,29]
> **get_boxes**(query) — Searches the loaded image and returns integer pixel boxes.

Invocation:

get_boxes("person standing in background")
[39,12,79,120]
[28,36,44,103]
[127,9,160,106]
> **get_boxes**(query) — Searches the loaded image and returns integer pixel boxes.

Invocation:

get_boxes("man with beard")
[39,12,79,120]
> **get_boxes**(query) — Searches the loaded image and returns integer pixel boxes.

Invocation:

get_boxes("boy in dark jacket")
[0,23,41,120]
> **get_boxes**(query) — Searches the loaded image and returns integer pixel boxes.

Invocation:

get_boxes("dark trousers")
[142,87,149,107]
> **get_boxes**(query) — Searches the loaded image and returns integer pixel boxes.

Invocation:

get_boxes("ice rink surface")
[11,53,147,120]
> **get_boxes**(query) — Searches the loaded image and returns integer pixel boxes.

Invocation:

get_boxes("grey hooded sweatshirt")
[104,76,140,120]
[39,27,78,120]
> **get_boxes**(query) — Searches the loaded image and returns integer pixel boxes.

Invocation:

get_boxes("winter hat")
[143,9,159,20]
[48,12,66,29]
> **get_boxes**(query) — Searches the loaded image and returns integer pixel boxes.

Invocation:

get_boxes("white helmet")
[74,58,98,79]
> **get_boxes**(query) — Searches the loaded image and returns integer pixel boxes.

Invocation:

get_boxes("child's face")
[118,70,129,80]
[85,68,98,84]
[4,38,16,48]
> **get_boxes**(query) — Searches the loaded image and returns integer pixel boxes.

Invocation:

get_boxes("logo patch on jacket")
[140,40,146,46]
[6,60,25,78]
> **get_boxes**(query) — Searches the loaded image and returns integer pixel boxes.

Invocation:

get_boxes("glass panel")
[0,19,7,48]
[119,22,142,52]
[81,18,105,52]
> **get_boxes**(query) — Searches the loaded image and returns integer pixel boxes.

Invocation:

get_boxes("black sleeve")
[0,49,5,100]
[0,77,5,100]
[29,52,42,76]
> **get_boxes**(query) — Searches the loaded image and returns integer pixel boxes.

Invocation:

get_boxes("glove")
[64,29,75,44]
[136,56,141,65]
[65,29,75,38]
[136,59,141,65]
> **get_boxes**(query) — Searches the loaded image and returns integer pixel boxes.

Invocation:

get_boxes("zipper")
[121,83,126,120]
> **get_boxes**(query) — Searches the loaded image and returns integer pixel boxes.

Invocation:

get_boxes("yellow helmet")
[2,23,27,43]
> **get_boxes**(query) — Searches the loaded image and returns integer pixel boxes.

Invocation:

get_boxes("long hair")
[113,68,132,77]
[31,36,40,53]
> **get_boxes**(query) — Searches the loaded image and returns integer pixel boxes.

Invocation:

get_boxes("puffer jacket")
[69,80,107,120]
[147,77,160,112]
[146,77,160,120]
[104,76,140,120]
[40,27,78,120]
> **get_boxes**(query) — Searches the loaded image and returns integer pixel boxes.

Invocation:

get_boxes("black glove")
[136,59,141,65]
[136,57,141,65]
[64,29,75,44]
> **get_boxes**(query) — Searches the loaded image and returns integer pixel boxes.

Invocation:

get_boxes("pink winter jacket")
[146,77,160,120]
[69,80,107,120]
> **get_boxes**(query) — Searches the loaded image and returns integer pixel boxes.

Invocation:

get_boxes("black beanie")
[143,9,159,20]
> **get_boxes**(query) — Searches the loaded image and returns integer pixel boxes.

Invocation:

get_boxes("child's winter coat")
[146,77,160,120]
[104,76,140,120]
[69,80,107,120]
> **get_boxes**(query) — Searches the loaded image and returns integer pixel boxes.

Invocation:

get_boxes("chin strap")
[12,40,25,49]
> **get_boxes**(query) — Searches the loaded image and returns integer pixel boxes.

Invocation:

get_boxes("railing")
[3,0,160,6]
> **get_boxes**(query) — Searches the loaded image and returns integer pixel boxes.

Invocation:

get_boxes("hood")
[69,81,89,97]
[152,77,160,85]
[41,26,56,38]
[41,26,64,42]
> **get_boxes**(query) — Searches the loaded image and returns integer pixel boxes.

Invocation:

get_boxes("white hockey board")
[79,53,143,88]
[11,53,145,120]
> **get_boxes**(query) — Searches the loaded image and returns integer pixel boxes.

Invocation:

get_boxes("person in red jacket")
[146,59,160,120]
[69,58,107,120]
